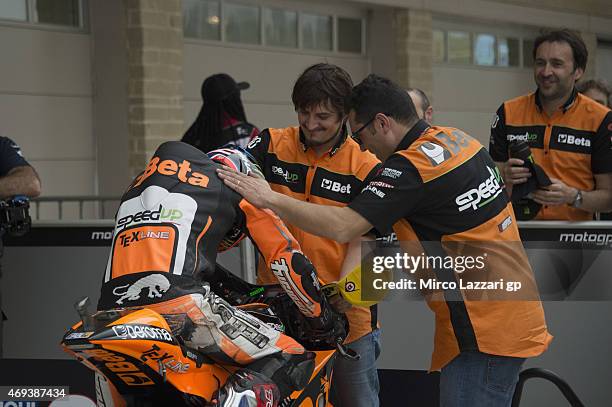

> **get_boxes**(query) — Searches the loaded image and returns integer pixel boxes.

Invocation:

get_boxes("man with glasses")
[243,63,384,406]
[219,74,552,407]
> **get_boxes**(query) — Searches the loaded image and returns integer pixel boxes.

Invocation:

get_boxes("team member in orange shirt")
[245,64,384,407]
[489,29,612,220]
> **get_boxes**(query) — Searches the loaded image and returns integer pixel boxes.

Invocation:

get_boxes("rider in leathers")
[98,141,344,407]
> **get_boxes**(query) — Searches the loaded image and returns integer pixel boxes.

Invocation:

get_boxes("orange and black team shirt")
[97,141,324,320]
[349,120,552,371]
[489,89,612,220]
[246,126,383,343]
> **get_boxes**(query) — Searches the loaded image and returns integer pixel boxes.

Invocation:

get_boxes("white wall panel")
[0,94,93,160]
[29,159,96,197]
[596,45,612,87]
[0,26,91,95]
[432,65,534,147]
[0,24,93,198]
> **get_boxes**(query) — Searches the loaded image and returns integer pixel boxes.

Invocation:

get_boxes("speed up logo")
[455,166,503,212]
[506,132,538,142]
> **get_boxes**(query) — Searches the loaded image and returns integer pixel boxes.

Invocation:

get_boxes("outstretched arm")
[239,199,324,318]
[218,167,372,243]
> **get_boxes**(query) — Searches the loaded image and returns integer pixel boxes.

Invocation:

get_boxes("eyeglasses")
[350,113,390,146]
[350,117,376,146]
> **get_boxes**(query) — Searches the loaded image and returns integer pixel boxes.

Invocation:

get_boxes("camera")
[0,196,31,237]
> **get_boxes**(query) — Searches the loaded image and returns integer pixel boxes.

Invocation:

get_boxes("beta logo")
[557,133,591,147]
[133,157,209,189]
[321,178,351,194]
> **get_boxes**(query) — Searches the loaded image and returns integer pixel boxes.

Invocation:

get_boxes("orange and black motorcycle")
[61,266,355,407]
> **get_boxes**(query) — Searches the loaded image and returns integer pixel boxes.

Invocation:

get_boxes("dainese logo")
[133,157,209,188]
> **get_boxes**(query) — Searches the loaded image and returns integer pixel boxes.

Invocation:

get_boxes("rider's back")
[98,141,241,310]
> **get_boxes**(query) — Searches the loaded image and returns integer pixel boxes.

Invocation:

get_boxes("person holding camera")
[0,135,41,357]
[489,29,612,220]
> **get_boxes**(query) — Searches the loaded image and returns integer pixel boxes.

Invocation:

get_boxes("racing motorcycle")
[61,265,355,407]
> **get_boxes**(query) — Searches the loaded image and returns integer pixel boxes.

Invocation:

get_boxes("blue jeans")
[440,351,525,407]
[330,329,381,407]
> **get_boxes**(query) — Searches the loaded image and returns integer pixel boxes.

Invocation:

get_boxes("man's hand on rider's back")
[217,166,274,209]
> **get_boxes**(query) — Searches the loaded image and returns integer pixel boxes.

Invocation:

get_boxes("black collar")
[298,124,348,157]
[395,120,430,152]
[535,87,577,113]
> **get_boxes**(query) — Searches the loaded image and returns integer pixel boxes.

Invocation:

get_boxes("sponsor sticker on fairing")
[110,324,174,343]
[66,332,94,340]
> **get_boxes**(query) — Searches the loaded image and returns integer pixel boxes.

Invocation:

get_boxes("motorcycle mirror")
[74,296,94,331]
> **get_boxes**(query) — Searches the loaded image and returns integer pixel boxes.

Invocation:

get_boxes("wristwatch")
[570,189,583,208]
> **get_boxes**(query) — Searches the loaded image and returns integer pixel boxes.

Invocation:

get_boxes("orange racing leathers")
[97,141,333,393]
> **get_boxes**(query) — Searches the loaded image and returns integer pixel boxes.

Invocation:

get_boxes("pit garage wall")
[0,24,94,199]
